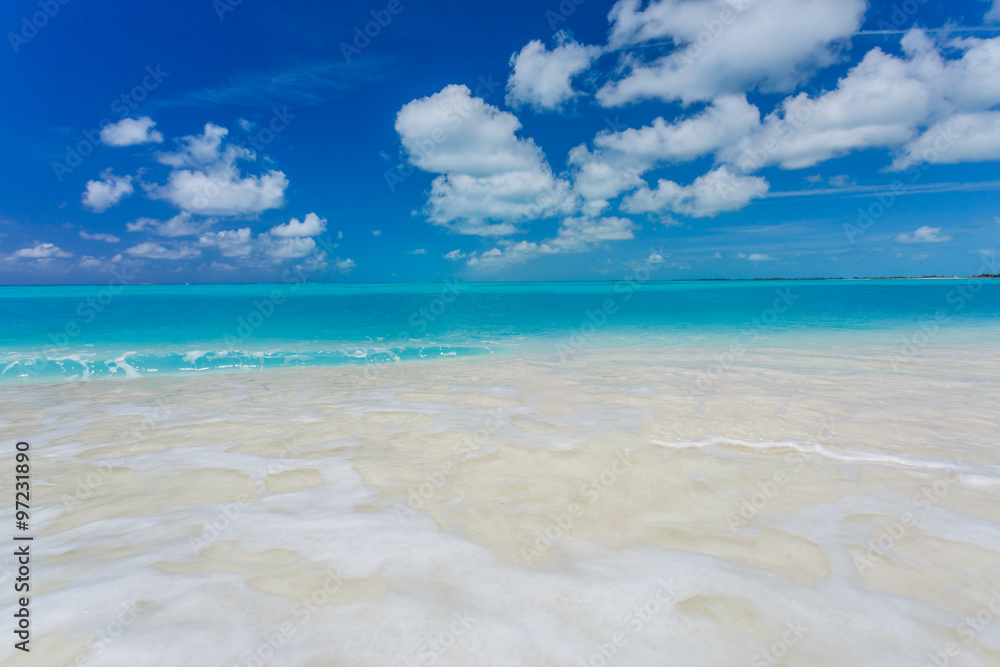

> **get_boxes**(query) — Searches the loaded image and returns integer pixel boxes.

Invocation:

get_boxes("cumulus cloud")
[894,226,951,243]
[12,243,71,259]
[262,236,317,260]
[124,242,201,260]
[335,258,356,271]
[152,123,287,216]
[567,146,647,216]
[82,170,134,212]
[721,30,1000,171]
[623,166,768,217]
[566,96,761,216]
[100,117,164,147]
[444,249,468,260]
[372,229,381,236]
[598,0,865,105]
[506,33,602,111]
[269,212,327,237]
[79,230,120,243]
[127,212,210,237]
[467,216,635,268]
[986,0,1000,23]
[891,112,1000,170]
[395,84,574,235]
[595,95,760,164]
[411,248,427,254]
[198,228,253,257]
[747,253,772,261]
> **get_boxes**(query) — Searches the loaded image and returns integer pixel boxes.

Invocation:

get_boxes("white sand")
[2,345,999,666]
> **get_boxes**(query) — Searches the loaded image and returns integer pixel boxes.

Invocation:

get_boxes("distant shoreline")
[1,275,999,288]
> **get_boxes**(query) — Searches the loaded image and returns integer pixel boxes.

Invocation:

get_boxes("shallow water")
[2,344,999,666]
[3,279,999,383]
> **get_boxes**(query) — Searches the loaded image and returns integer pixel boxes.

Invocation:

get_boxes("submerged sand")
[1,345,999,666]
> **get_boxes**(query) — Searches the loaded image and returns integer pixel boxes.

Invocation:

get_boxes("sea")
[1,279,999,666]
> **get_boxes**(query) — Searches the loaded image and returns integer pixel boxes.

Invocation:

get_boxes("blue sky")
[2,0,1000,284]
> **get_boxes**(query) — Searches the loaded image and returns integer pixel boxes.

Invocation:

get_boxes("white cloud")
[335,258,356,271]
[895,226,951,243]
[567,96,760,216]
[82,170,134,212]
[988,0,1000,22]
[599,0,865,105]
[198,228,253,257]
[647,252,664,264]
[124,242,201,260]
[152,123,287,216]
[100,117,164,147]
[444,249,468,260]
[747,253,772,261]
[623,166,769,218]
[12,243,71,259]
[411,248,427,254]
[891,112,1000,170]
[372,229,381,236]
[269,212,327,237]
[127,212,210,237]
[467,216,635,268]
[78,256,105,269]
[721,31,1000,172]
[567,145,646,214]
[721,47,930,170]
[79,230,120,243]
[263,236,317,260]
[506,34,601,111]
[395,84,574,235]
[595,95,760,164]
[425,172,574,235]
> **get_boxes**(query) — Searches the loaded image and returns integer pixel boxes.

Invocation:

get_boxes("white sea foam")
[1,345,999,666]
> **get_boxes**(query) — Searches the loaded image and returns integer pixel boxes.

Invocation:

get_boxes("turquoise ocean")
[2,278,999,383]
